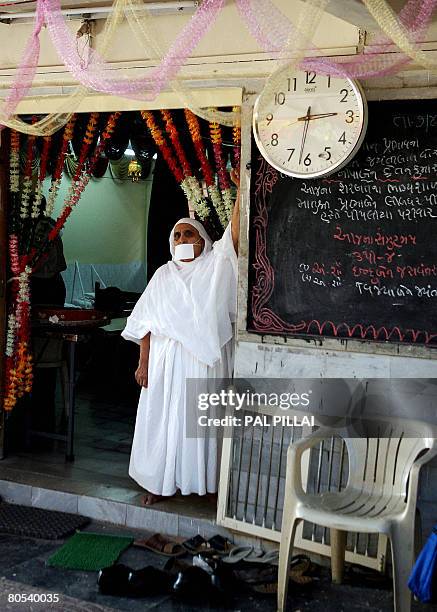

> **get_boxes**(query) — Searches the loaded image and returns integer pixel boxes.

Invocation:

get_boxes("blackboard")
[248,100,437,345]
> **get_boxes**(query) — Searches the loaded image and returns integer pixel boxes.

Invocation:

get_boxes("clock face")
[253,67,368,179]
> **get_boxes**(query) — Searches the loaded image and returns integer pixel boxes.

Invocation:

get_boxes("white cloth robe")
[121,223,237,496]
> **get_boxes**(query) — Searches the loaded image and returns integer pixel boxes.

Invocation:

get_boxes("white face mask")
[174,237,202,261]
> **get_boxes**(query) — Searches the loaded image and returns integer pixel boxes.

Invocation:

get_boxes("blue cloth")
[408,526,437,603]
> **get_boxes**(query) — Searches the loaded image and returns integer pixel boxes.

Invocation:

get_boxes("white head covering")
[169,217,212,260]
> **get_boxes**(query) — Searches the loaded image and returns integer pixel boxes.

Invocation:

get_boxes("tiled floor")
[0,359,215,521]
[0,520,423,612]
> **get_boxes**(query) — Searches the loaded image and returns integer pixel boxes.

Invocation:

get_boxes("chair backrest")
[344,419,436,498]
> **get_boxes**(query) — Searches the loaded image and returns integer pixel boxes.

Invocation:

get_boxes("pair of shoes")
[133,533,185,557]
[248,555,318,596]
[222,546,280,565]
[97,563,173,597]
[181,534,233,555]
[166,554,236,603]
[172,564,235,603]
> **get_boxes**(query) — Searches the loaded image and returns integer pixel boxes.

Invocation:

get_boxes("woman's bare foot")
[142,491,163,505]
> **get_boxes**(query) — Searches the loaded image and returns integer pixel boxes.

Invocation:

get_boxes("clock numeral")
[338,131,347,145]
[339,88,348,103]
[304,153,312,166]
[287,148,295,162]
[327,75,331,88]
[271,133,279,146]
[322,146,332,161]
[288,78,297,92]
[266,113,273,125]
[345,109,355,123]
[274,92,286,105]
[305,71,316,85]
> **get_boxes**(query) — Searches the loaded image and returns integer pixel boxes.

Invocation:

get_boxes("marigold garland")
[9,131,20,194]
[143,110,209,220]
[63,112,99,212]
[41,112,121,259]
[184,109,228,228]
[19,123,37,221]
[209,119,233,224]
[160,109,209,220]
[4,112,121,412]
[46,115,77,216]
[32,135,52,218]
[232,105,241,170]
[142,111,184,182]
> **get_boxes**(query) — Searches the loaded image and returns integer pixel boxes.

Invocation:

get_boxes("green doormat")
[47,532,133,571]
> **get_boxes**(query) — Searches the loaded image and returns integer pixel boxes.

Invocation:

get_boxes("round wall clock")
[253,65,368,179]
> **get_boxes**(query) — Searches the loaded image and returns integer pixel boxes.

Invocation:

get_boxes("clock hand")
[298,105,311,165]
[297,112,338,122]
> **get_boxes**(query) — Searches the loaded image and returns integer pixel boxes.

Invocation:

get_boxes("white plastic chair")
[277,419,437,612]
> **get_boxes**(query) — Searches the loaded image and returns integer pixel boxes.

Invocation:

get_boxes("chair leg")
[277,515,301,612]
[390,524,414,612]
[331,528,347,584]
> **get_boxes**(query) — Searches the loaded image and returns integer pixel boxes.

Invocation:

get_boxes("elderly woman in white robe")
[122,172,240,505]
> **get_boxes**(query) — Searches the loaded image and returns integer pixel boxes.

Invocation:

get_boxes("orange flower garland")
[209,119,233,222]
[142,111,184,183]
[160,110,209,219]
[232,105,241,169]
[46,115,77,216]
[4,112,121,412]
[185,109,227,228]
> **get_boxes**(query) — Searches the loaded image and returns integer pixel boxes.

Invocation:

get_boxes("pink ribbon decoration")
[0,1,44,126]
[235,0,437,78]
[42,0,225,100]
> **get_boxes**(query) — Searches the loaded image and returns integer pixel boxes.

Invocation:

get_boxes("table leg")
[66,341,76,462]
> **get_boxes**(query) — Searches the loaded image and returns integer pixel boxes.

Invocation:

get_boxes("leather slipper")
[182,534,209,554]
[133,533,185,557]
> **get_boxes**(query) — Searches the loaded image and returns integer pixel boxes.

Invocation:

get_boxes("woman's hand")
[135,361,149,388]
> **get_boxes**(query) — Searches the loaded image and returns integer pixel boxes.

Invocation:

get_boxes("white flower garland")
[17,266,32,303]
[31,183,44,218]
[5,314,16,357]
[19,177,32,219]
[185,176,210,220]
[9,149,20,193]
[222,187,234,223]
[46,178,62,216]
[208,183,227,228]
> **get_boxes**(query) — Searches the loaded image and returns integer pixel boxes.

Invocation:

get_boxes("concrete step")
[0,471,272,550]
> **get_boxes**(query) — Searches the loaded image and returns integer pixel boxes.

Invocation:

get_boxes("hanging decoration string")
[362,0,437,72]
[0,0,124,135]
[306,0,437,76]
[236,0,437,78]
[3,0,437,134]
[0,0,44,126]
[124,0,239,126]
